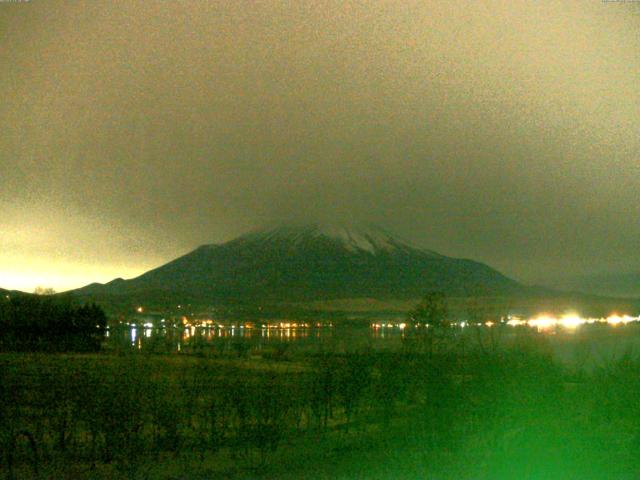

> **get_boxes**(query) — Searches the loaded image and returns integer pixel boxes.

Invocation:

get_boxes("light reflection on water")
[106,321,640,368]
[110,324,341,354]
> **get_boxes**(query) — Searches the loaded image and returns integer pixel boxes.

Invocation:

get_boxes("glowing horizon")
[0,256,146,293]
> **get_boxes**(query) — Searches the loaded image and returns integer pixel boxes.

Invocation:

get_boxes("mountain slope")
[74,224,524,304]
[0,287,29,298]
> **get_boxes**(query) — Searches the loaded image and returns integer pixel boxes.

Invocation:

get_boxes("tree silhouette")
[408,291,449,356]
[0,295,107,352]
[409,291,448,328]
[34,287,56,296]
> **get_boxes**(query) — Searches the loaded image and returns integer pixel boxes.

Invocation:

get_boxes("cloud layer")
[1,1,639,290]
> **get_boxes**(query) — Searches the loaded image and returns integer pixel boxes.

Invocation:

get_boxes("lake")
[106,320,640,368]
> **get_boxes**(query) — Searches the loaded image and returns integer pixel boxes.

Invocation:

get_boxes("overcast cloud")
[1,0,639,290]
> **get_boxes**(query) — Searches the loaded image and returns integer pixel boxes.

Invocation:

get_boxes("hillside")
[72,224,525,307]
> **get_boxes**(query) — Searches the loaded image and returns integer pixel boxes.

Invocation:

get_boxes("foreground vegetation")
[0,294,106,352]
[2,328,640,479]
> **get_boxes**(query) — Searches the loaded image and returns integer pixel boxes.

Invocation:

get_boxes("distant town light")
[559,314,583,329]
[136,306,143,313]
[608,314,620,325]
[527,316,556,331]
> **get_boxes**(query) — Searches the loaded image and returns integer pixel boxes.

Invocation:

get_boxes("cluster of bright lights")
[371,313,640,331]
[507,313,639,331]
[128,319,334,330]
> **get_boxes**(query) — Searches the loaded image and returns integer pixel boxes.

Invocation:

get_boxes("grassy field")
[3,330,640,479]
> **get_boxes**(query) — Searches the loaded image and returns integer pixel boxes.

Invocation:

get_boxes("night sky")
[1,1,639,292]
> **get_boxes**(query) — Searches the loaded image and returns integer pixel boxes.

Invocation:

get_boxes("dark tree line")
[0,294,106,352]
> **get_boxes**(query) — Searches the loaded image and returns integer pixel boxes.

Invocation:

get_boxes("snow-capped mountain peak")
[238,223,437,256]
[73,222,523,302]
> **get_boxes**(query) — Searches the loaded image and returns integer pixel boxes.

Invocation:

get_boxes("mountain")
[0,288,35,301]
[0,287,26,297]
[73,224,525,306]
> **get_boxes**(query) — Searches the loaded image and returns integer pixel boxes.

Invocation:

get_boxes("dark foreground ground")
[2,329,640,479]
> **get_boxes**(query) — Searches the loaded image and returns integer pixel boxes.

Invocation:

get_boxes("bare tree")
[33,287,56,296]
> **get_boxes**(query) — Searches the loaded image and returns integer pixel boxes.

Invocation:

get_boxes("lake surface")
[106,321,640,368]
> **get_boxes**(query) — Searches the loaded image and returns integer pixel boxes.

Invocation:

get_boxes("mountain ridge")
[72,224,524,306]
